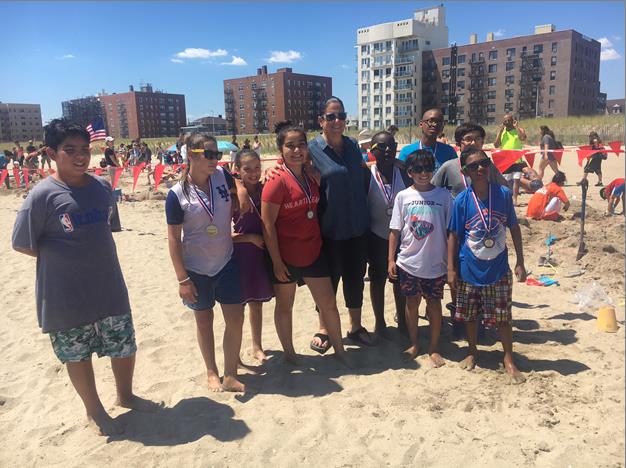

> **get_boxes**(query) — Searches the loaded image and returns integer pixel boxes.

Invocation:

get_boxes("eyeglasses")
[421,118,444,127]
[190,148,222,160]
[322,112,347,122]
[371,143,397,154]
[408,164,435,174]
[461,135,484,144]
[463,158,492,172]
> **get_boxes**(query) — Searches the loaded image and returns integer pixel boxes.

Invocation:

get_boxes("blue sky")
[1,1,623,123]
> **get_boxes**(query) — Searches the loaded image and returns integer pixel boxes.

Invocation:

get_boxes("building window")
[506,47,516,59]
[374,82,381,90]
[551,42,558,53]
[374,108,381,115]
[488,64,497,73]
[504,103,513,112]
[386,81,392,89]
[487,90,496,99]
[442,83,450,92]
[487,104,496,113]
[533,44,543,54]
[239,103,244,110]
[488,50,498,60]
[458,54,466,64]
[442,69,450,79]
[442,57,451,66]
[549,85,555,95]
[361,71,369,80]
[505,75,515,85]
[471,52,476,62]
[478,52,484,61]
[457,68,465,76]
[551,56,557,66]
[374,95,381,103]
[550,70,556,80]
[385,93,392,102]
[548,99,554,109]
[361,45,369,54]
[488,77,496,86]
[385,106,392,115]
[457,80,465,89]
[506,61,515,71]
[505,89,514,98]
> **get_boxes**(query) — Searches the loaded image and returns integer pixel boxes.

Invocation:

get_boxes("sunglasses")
[463,158,492,172]
[421,118,444,127]
[190,148,222,160]
[371,143,397,154]
[322,112,347,122]
[408,164,435,174]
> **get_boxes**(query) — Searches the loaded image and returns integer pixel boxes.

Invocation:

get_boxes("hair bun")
[273,120,294,135]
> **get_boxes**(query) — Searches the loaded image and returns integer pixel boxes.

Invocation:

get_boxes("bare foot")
[429,353,446,368]
[116,394,164,412]
[402,345,419,362]
[252,348,268,363]
[238,359,265,375]
[221,375,246,393]
[459,354,476,370]
[504,361,526,384]
[207,371,223,392]
[87,410,124,436]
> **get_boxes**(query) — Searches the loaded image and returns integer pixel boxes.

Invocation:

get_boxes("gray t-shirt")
[432,158,509,198]
[12,175,131,333]
[541,134,558,150]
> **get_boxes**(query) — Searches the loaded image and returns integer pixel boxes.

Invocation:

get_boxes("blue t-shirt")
[308,135,369,240]
[397,140,457,174]
[448,184,518,286]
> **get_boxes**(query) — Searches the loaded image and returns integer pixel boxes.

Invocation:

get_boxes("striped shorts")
[455,270,513,325]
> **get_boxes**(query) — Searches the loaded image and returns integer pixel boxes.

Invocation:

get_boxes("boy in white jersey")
[388,150,453,367]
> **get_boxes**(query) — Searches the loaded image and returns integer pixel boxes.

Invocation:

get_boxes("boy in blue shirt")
[12,119,159,436]
[447,149,527,384]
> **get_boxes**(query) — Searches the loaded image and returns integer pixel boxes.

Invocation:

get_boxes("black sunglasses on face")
[371,143,397,154]
[323,112,347,122]
[409,164,435,174]
[190,148,222,160]
[463,158,492,172]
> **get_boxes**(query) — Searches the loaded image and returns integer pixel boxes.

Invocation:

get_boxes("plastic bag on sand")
[571,282,614,311]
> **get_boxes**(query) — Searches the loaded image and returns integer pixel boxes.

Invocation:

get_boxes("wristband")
[178,277,191,284]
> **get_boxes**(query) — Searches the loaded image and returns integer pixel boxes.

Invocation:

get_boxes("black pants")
[322,235,367,309]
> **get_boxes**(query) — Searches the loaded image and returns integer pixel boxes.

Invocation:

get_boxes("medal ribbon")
[470,184,492,235]
[282,164,313,209]
[188,175,214,221]
[372,165,403,208]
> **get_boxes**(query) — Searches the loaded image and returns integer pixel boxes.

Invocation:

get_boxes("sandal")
[310,333,330,354]
[346,326,376,346]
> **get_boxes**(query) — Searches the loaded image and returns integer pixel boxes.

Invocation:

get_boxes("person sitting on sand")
[165,133,248,393]
[388,150,452,367]
[12,119,159,436]
[526,171,570,221]
[600,178,625,216]
[519,162,543,194]
[447,148,527,384]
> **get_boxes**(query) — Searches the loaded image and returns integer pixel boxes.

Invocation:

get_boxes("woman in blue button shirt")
[307,96,375,352]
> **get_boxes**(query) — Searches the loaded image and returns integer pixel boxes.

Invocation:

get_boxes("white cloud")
[268,50,302,63]
[59,54,75,60]
[493,29,505,38]
[170,58,184,64]
[221,56,247,66]
[599,37,621,61]
[340,64,349,69]
[175,48,228,59]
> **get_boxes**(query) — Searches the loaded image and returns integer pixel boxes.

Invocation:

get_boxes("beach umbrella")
[166,143,177,153]
[217,141,237,152]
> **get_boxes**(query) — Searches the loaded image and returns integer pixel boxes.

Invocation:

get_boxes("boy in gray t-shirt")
[12,119,159,436]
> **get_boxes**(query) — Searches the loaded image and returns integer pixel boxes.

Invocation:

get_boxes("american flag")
[86,117,107,142]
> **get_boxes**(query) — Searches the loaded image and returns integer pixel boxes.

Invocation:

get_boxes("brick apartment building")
[99,84,186,139]
[224,66,332,134]
[61,96,105,129]
[0,102,43,142]
[422,25,603,125]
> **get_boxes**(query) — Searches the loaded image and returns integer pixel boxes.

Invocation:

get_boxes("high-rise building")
[423,25,604,125]
[99,84,186,139]
[356,5,449,130]
[61,96,105,129]
[0,102,43,142]
[224,66,332,134]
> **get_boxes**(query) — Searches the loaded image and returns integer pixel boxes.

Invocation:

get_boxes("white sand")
[0,149,624,467]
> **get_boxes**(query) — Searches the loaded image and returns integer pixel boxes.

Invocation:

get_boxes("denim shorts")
[49,313,137,363]
[185,257,243,310]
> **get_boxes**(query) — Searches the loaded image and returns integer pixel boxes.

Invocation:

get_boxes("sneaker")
[595,182,603,187]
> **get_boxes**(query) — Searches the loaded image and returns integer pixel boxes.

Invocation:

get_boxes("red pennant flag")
[577,149,595,166]
[553,150,564,165]
[608,141,623,156]
[153,164,166,192]
[22,168,29,189]
[172,164,179,172]
[37,168,46,178]
[524,151,535,168]
[131,163,146,191]
[0,169,7,188]
[112,167,124,189]
[491,150,526,173]
[94,168,103,176]
[13,167,21,187]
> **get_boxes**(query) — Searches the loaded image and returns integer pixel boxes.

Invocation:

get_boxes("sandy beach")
[0,148,624,467]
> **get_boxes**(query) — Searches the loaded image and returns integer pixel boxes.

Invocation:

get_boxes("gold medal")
[206,224,218,236]
[307,210,314,219]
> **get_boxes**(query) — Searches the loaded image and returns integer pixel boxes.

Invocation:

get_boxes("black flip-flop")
[310,333,330,354]
[347,326,376,346]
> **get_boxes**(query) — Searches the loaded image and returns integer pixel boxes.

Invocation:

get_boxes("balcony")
[395,56,415,65]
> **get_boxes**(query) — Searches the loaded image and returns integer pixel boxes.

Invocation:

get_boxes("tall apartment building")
[0,102,43,142]
[356,5,449,130]
[224,66,332,134]
[61,96,105,129]
[99,84,186,139]
[422,25,603,125]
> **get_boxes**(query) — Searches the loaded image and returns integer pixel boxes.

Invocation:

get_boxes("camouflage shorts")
[49,314,137,363]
